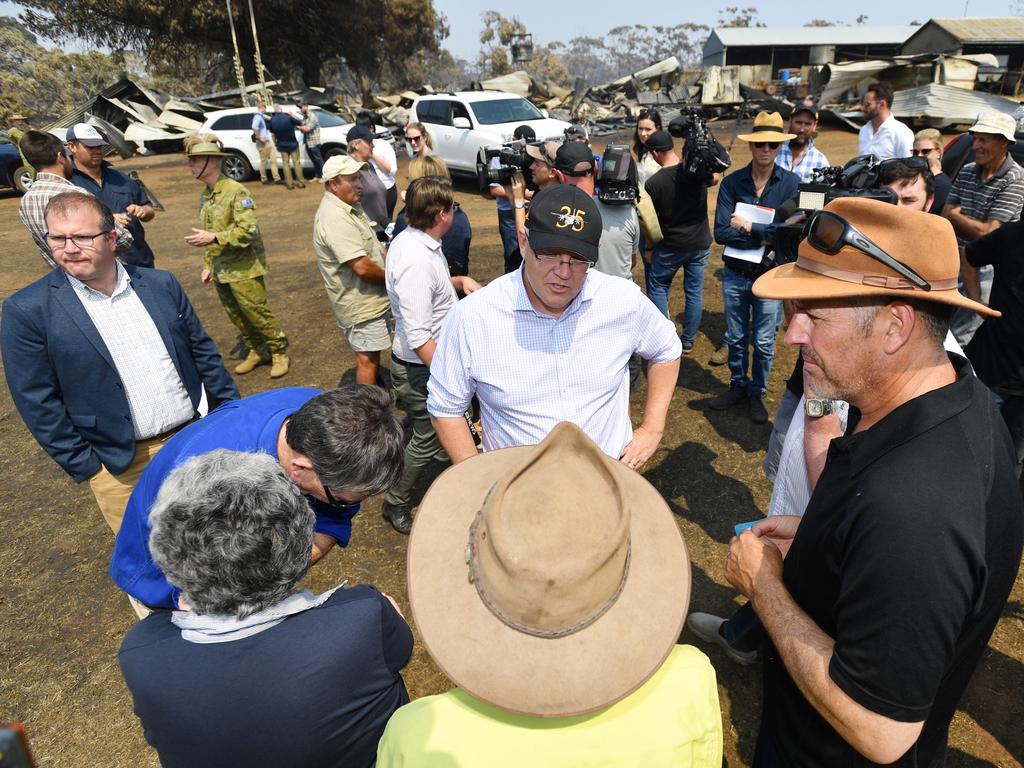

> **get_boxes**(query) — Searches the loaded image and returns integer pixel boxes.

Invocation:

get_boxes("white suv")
[409,91,571,175]
[197,106,358,182]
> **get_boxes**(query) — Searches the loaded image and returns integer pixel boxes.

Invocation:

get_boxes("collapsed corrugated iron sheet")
[892,83,1021,127]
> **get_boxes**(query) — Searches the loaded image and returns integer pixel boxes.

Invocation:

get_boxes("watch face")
[806,399,823,417]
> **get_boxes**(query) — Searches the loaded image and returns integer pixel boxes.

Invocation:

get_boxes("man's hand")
[784,212,808,226]
[113,212,132,227]
[185,228,216,247]
[510,171,526,204]
[453,275,482,295]
[730,212,750,232]
[751,514,801,558]
[725,529,785,602]
[619,424,663,470]
[311,532,337,563]
[200,268,213,284]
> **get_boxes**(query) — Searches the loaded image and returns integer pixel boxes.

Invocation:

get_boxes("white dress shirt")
[427,267,681,458]
[857,114,915,161]
[67,264,194,439]
[386,226,457,364]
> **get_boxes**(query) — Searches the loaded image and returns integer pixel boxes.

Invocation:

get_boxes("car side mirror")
[453,116,471,129]
[540,109,549,118]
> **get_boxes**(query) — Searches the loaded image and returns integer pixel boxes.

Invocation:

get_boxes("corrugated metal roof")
[710,26,917,48]
[892,82,1020,127]
[924,17,1024,43]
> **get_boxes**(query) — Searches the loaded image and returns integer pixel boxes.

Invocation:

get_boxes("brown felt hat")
[753,197,999,317]
[407,422,691,717]
[737,111,796,143]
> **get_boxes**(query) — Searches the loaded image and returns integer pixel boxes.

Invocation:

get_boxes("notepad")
[723,202,776,264]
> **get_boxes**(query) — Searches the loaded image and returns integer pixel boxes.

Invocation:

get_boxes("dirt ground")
[0,125,1021,767]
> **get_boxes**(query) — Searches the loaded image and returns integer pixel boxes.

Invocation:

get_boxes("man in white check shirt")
[381,177,480,534]
[1,192,238,533]
[428,185,681,471]
[857,82,914,161]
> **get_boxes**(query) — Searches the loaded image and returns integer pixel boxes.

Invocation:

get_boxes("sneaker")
[709,344,728,366]
[709,383,748,411]
[382,502,413,535]
[749,395,769,424]
[295,181,306,189]
[261,179,273,185]
[234,350,269,375]
[686,612,758,665]
[680,341,694,356]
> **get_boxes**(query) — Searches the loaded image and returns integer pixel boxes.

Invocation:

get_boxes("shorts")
[344,312,392,352]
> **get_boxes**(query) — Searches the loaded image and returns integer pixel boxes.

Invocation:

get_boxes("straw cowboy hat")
[407,422,691,717]
[736,111,796,143]
[753,196,998,317]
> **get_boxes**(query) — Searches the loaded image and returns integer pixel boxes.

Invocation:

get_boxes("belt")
[140,415,197,444]
[724,258,766,279]
[393,357,426,368]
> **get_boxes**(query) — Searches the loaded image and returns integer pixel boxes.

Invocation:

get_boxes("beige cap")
[322,154,367,180]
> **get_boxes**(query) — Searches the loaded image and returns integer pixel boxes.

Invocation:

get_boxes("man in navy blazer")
[1,192,238,533]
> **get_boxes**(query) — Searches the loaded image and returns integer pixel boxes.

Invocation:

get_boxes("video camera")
[476,141,529,193]
[668,107,731,178]
[596,144,639,205]
[768,154,900,269]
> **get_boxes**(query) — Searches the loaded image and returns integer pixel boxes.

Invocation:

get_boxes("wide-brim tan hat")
[754,197,999,317]
[737,110,796,143]
[185,141,229,157]
[407,422,691,718]
[970,110,1017,143]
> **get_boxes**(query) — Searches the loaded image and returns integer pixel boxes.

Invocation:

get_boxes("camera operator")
[489,124,536,273]
[711,112,801,424]
[644,130,721,354]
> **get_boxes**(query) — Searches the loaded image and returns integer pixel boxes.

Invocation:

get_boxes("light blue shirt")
[427,267,681,458]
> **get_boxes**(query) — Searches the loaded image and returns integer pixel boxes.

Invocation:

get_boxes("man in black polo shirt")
[727,197,1022,767]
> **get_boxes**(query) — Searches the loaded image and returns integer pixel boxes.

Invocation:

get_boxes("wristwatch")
[514,201,525,209]
[805,398,835,418]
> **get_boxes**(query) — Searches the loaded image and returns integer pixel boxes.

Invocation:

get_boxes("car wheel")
[13,164,34,193]
[221,152,253,182]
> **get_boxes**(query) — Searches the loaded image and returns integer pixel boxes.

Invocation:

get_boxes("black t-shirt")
[965,220,1024,394]
[644,164,712,251]
[119,585,413,768]
[763,356,1023,767]
[929,171,952,214]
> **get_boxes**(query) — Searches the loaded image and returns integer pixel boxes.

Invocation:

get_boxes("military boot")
[270,353,290,378]
[234,350,268,375]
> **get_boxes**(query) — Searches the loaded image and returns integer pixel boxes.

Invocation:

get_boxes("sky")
[2,0,1019,59]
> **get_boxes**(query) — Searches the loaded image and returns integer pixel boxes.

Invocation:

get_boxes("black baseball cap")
[554,142,594,177]
[346,124,375,143]
[525,185,603,263]
[792,99,818,119]
[644,131,673,153]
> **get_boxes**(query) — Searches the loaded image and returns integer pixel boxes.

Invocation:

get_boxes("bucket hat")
[969,111,1017,143]
[407,422,691,717]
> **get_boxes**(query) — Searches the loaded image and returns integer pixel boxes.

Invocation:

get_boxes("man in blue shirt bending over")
[111,385,404,610]
[711,112,800,424]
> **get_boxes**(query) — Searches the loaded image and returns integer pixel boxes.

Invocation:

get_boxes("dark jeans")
[993,391,1024,476]
[722,601,765,653]
[497,207,522,273]
[307,143,324,179]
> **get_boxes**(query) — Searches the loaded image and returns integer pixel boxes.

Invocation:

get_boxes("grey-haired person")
[119,449,412,768]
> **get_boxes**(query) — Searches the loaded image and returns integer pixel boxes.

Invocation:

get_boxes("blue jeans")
[307,144,324,179]
[952,264,993,346]
[645,245,709,348]
[497,207,521,274]
[723,266,782,397]
[722,601,765,653]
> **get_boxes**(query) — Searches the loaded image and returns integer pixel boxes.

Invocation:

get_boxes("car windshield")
[470,98,543,126]
[315,110,347,128]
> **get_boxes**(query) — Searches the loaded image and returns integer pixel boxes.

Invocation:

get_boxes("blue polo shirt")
[110,387,361,609]
[71,162,156,268]
[269,112,301,151]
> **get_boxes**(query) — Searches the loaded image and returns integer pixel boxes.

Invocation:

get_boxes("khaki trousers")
[86,431,177,534]
[257,140,279,182]
[280,148,303,187]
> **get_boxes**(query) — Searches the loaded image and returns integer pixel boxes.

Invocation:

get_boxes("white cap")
[66,123,109,147]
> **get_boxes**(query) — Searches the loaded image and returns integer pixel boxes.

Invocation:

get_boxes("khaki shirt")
[313,192,389,328]
[199,175,268,283]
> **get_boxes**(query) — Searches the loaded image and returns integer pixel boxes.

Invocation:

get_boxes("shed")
[702,26,917,71]
[901,18,1024,89]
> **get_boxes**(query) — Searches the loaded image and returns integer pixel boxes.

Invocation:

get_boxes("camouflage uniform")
[200,175,288,354]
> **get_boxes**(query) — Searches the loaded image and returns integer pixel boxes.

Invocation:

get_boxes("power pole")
[225,0,249,105]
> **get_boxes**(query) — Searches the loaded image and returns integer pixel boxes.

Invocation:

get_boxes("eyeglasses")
[46,231,111,250]
[803,210,930,291]
[911,147,938,156]
[753,142,781,149]
[878,156,930,172]
[323,484,360,511]
[637,108,660,120]
[407,134,423,142]
[535,251,591,273]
